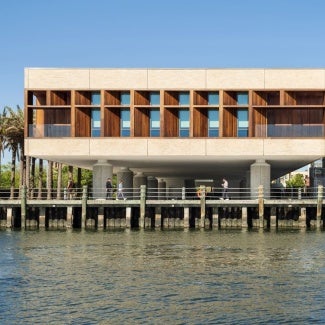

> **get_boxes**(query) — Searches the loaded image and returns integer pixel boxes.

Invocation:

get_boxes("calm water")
[0,229,324,324]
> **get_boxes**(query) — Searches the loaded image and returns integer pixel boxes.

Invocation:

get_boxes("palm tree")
[37,159,44,199]
[3,106,24,198]
[30,157,36,198]
[0,107,7,183]
[56,162,63,199]
[47,160,53,199]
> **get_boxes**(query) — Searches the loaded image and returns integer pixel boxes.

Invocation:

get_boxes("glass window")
[150,92,160,105]
[179,109,189,137]
[120,108,130,136]
[179,92,190,106]
[150,109,160,137]
[238,109,248,137]
[208,92,219,105]
[208,109,219,137]
[237,92,248,105]
[120,92,130,105]
[91,109,101,137]
[91,92,100,105]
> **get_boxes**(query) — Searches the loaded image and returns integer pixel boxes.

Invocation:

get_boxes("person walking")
[105,177,113,199]
[117,179,126,200]
[221,178,229,200]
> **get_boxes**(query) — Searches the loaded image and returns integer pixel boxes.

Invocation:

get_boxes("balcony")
[255,124,324,137]
[28,124,71,137]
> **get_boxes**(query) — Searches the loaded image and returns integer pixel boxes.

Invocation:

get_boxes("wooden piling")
[155,207,162,229]
[81,186,87,229]
[125,207,131,228]
[21,186,27,229]
[200,185,206,228]
[258,185,264,228]
[270,207,277,228]
[6,208,12,228]
[212,207,218,228]
[241,207,247,228]
[66,207,73,228]
[39,207,46,228]
[139,185,146,228]
[98,207,104,229]
[316,185,323,229]
[183,207,189,228]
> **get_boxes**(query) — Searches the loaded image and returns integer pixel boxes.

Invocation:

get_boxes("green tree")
[0,163,20,188]
[286,173,305,188]
[3,106,24,198]
[0,107,7,183]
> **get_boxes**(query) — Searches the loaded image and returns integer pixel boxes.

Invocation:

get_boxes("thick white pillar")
[165,178,185,199]
[147,176,158,199]
[250,159,271,199]
[158,179,166,199]
[92,160,113,199]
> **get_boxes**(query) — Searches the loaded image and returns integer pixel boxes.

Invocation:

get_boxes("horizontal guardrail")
[0,186,322,200]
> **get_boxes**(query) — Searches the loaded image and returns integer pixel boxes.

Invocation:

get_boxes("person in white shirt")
[221,178,229,200]
[117,179,126,200]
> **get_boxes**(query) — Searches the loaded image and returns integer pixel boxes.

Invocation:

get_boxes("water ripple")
[0,229,324,324]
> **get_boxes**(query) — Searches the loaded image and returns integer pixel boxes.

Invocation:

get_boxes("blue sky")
[1,0,325,162]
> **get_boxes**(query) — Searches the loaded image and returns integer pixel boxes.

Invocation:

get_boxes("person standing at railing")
[106,177,113,199]
[67,177,74,199]
[221,178,229,200]
[117,179,126,200]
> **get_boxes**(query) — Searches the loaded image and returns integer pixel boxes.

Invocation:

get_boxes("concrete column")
[126,207,131,228]
[147,176,158,199]
[66,206,73,228]
[270,207,277,228]
[39,207,46,228]
[139,185,146,228]
[239,178,247,198]
[299,207,306,228]
[185,179,195,198]
[6,208,12,228]
[155,207,161,229]
[133,172,147,199]
[92,160,113,199]
[117,167,133,199]
[250,159,270,199]
[21,186,27,229]
[245,170,251,188]
[241,207,248,228]
[258,185,264,228]
[212,208,219,228]
[98,207,104,229]
[184,207,189,228]
[316,185,323,229]
[200,185,206,228]
[165,178,185,199]
[158,179,166,199]
[81,185,88,229]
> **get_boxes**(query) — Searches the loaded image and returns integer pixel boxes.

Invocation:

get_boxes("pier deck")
[0,185,324,230]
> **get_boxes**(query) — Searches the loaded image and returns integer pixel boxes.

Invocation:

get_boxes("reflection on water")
[0,229,324,324]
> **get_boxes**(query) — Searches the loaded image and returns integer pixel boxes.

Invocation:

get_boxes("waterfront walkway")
[0,185,324,230]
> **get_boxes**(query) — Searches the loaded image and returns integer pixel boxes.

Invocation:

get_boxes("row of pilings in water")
[0,205,324,230]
